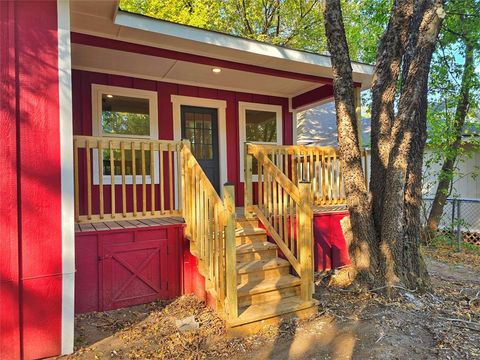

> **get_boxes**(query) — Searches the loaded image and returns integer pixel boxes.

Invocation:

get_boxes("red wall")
[314,212,351,271]
[72,70,293,204]
[0,1,63,359]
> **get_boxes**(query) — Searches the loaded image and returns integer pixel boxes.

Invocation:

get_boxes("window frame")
[91,84,159,185]
[239,102,283,182]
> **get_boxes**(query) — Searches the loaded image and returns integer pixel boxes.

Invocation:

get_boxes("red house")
[0,1,373,358]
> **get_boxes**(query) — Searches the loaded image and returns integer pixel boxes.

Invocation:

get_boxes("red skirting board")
[182,239,218,311]
[258,210,351,272]
[313,211,351,271]
[75,224,184,313]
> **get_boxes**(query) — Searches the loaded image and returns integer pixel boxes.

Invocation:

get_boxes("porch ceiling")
[71,43,321,97]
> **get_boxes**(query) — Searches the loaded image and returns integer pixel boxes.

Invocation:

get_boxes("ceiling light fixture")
[106,94,114,98]
[212,68,222,73]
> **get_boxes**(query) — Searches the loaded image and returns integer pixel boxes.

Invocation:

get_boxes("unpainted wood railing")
[245,144,369,206]
[181,142,237,319]
[73,135,182,223]
[245,143,314,302]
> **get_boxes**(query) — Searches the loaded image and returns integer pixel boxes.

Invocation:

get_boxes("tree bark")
[426,42,475,237]
[380,0,444,288]
[324,0,380,286]
[324,0,444,290]
[370,0,413,239]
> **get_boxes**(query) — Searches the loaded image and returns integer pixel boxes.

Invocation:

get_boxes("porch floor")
[74,216,185,232]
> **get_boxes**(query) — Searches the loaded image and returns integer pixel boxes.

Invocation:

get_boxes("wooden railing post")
[180,139,190,213]
[223,183,238,319]
[298,181,313,302]
[244,143,254,218]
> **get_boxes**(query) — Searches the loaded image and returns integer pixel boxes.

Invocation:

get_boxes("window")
[101,94,150,137]
[239,102,283,181]
[92,85,159,184]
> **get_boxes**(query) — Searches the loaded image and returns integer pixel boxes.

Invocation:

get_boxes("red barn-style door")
[75,225,183,314]
[100,239,169,311]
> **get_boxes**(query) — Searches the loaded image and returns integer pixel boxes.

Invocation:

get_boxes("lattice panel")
[462,231,480,247]
[436,229,480,247]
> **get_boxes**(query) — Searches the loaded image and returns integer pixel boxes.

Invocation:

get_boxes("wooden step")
[235,218,259,230]
[237,274,301,307]
[227,297,319,336]
[235,227,267,245]
[236,242,277,262]
[236,258,290,284]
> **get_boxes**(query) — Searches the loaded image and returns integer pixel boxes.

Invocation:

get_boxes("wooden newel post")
[244,143,254,219]
[223,183,238,319]
[180,139,190,216]
[298,181,313,302]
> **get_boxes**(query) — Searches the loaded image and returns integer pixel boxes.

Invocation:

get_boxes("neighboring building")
[296,101,371,147]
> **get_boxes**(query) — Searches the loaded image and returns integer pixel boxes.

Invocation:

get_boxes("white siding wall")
[423,149,480,199]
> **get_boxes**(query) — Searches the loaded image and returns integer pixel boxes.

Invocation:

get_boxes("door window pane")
[101,94,150,137]
[184,110,214,160]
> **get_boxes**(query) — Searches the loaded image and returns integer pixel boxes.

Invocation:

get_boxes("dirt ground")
[64,253,480,360]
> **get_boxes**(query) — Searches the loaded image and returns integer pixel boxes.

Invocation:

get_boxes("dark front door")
[181,106,220,193]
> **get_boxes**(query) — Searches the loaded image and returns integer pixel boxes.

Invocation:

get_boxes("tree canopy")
[119,0,390,63]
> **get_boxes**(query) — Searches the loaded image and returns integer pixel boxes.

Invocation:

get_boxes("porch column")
[354,86,362,147]
[0,1,74,358]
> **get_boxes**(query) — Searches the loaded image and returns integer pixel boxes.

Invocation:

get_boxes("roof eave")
[114,10,374,80]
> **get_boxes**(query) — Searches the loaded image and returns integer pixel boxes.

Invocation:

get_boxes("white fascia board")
[114,10,374,77]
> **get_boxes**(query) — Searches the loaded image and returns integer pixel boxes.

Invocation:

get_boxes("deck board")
[75,216,185,233]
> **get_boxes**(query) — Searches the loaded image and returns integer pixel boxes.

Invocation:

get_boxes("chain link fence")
[422,198,480,248]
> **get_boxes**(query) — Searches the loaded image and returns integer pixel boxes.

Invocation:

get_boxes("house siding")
[72,69,293,204]
[0,1,64,359]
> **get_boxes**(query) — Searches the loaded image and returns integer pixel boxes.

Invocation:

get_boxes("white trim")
[91,84,159,185]
[292,110,298,145]
[58,0,74,355]
[238,102,283,182]
[171,95,227,199]
[114,10,375,77]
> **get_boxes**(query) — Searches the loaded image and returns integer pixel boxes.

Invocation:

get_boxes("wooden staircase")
[227,216,318,335]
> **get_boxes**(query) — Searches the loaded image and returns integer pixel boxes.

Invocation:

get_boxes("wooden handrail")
[181,143,237,319]
[73,135,182,223]
[246,143,370,206]
[245,143,314,302]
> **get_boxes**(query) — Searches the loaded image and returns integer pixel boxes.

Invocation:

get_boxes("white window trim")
[239,102,283,182]
[91,84,159,185]
[171,95,227,200]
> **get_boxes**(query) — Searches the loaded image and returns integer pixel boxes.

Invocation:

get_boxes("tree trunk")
[324,0,380,286]
[324,0,444,290]
[377,0,444,289]
[426,42,475,238]
[370,0,413,239]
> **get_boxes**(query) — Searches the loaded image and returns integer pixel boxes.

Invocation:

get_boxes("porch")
[72,135,369,332]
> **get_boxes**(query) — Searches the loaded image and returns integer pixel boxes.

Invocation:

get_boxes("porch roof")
[70,0,374,109]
